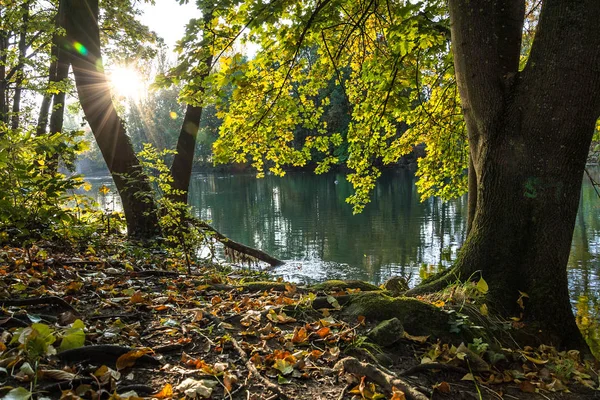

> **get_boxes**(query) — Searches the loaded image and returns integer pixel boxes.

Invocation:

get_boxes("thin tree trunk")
[11,1,30,130]
[49,50,69,134]
[63,0,160,239]
[36,0,66,137]
[169,8,214,204]
[0,7,10,125]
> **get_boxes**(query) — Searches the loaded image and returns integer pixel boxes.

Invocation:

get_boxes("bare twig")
[230,337,288,400]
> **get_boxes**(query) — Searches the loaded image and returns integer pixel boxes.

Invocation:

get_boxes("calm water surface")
[88,168,600,330]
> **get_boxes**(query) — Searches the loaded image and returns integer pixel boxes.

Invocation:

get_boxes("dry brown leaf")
[116,348,153,370]
[39,369,78,381]
[433,381,451,393]
[519,381,536,393]
[403,332,429,344]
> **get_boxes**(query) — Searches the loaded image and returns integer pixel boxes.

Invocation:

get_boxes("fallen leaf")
[519,381,536,393]
[292,327,308,344]
[316,327,331,338]
[273,359,294,375]
[176,378,218,399]
[523,354,548,365]
[391,387,406,400]
[116,348,153,370]
[3,386,31,400]
[403,332,429,344]
[38,369,78,381]
[433,381,451,393]
[152,383,173,399]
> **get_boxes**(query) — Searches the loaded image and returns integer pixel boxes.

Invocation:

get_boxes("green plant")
[137,144,213,273]
[0,125,103,246]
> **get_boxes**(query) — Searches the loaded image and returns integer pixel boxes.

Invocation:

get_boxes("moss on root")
[310,280,381,292]
[340,292,468,342]
[240,281,288,292]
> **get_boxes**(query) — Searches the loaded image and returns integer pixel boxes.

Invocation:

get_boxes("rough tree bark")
[409,0,600,352]
[169,8,214,204]
[63,0,160,239]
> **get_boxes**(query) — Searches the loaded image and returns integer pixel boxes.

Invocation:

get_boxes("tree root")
[0,296,79,314]
[230,337,288,400]
[404,267,460,297]
[192,218,284,267]
[400,362,468,377]
[57,345,161,367]
[334,357,428,400]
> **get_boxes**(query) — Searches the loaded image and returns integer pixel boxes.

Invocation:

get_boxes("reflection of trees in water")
[188,170,467,284]
[568,168,600,355]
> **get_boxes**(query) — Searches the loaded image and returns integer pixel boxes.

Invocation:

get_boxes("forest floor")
[0,241,599,400]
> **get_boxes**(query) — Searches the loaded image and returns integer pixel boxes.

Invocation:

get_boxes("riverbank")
[0,241,598,399]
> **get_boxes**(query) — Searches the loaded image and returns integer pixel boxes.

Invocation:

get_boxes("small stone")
[367,318,405,347]
[383,276,409,296]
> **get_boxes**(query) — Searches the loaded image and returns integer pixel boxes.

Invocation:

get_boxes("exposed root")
[0,296,79,314]
[230,337,288,400]
[405,268,460,297]
[400,362,468,377]
[334,357,428,400]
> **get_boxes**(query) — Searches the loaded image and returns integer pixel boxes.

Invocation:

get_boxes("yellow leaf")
[82,182,92,192]
[523,355,548,365]
[152,383,173,399]
[461,373,475,381]
[480,304,489,316]
[476,278,489,294]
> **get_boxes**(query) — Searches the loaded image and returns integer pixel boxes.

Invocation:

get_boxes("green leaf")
[3,387,31,400]
[273,359,294,376]
[59,319,86,352]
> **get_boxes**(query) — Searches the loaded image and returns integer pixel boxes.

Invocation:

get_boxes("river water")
[88,167,600,350]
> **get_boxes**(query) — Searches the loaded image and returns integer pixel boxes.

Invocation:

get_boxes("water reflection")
[188,170,467,286]
[84,168,600,341]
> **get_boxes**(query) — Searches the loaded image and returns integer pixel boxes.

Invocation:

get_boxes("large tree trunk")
[63,0,160,239]
[169,8,214,204]
[409,0,600,352]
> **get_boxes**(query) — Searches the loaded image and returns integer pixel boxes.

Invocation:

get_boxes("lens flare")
[73,41,88,56]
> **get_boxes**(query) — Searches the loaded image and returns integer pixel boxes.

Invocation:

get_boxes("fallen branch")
[192,219,284,267]
[334,357,428,400]
[0,296,78,314]
[230,337,288,400]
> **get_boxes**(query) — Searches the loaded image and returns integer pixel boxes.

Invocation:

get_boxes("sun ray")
[108,66,145,101]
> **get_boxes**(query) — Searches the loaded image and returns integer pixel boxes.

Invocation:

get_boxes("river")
[87,167,600,350]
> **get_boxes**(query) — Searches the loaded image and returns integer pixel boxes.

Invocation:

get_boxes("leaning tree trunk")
[169,8,214,204]
[409,0,600,352]
[63,0,160,239]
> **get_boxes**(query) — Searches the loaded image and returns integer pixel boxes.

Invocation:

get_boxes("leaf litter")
[0,245,597,399]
